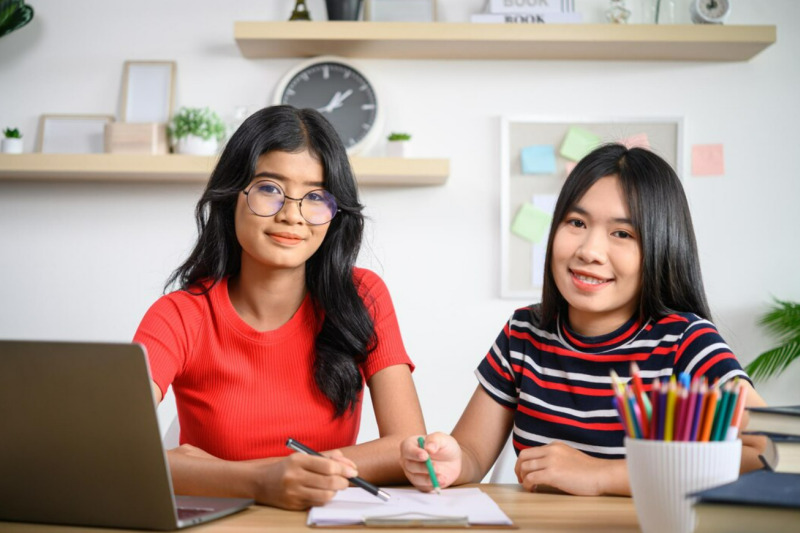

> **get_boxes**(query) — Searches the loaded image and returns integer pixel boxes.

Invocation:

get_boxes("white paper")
[307,487,513,526]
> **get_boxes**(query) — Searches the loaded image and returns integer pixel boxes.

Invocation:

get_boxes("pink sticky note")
[692,144,725,176]
[621,133,650,149]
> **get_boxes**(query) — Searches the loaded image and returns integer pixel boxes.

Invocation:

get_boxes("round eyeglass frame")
[242,179,340,226]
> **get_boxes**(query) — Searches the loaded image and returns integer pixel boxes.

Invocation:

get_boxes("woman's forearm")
[337,435,412,485]
[167,448,259,500]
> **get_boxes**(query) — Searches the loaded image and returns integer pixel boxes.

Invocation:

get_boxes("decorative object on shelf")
[606,0,631,24]
[690,0,730,24]
[104,123,168,154]
[744,299,800,381]
[386,132,411,157]
[37,114,115,154]
[2,127,23,154]
[169,107,226,156]
[365,0,435,22]
[0,0,33,39]
[326,0,363,21]
[289,0,312,20]
[120,60,176,123]
[273,56,381,156]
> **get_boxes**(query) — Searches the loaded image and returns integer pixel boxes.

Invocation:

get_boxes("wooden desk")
[0,484,640,532]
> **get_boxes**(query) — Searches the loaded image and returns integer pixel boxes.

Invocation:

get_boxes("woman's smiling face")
[551,175,643,337]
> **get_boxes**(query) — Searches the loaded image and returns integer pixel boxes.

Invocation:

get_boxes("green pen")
[417,436,441,495]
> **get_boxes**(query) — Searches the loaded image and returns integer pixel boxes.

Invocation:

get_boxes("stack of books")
[689,405,800,532]
[691,470,800,532]
[746,404,800,474]
[470,0,582,24]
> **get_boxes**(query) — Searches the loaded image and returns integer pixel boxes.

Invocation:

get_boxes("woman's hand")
[514,441,628,496]
[255,449,358,510]
[399,432,462,492]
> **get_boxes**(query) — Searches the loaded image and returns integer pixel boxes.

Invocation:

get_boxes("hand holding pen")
[399,433,460,493]
[286,438,391,502]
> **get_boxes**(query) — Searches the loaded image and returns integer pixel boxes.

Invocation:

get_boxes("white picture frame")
[500,115,684,300]
[120,60,176,123]
[365,0,437,22]
[37,114,115,154]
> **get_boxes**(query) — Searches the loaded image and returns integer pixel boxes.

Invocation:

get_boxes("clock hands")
[316,89,354,114]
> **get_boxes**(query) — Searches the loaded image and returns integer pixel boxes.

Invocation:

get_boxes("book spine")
[488,0,575,14]
[471,13,583,24]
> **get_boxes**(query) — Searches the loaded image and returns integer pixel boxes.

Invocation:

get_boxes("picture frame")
[365,0,436,22]
[37,114,115,154]
[499,115,684,299]
[120,60,176,123]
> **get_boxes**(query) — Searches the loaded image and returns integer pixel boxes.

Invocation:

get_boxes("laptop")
[0,340,253,530]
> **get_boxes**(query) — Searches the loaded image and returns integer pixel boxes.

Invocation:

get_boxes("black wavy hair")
[166,105,375,417]
[539,143,710,329]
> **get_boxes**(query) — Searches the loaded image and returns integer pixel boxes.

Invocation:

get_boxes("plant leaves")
[760,299,800,344]
[0,1,33,39]
[745,340,800,380]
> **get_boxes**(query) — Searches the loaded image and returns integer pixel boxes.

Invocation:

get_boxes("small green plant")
[3,127,21,139]
[169,107,226,141]
[387,132,411,142]
[745,299,800,381]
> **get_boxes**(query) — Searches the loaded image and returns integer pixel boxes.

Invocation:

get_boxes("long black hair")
[539,143,710,329]
[167,105,375,417]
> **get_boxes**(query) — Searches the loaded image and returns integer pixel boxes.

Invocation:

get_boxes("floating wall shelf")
[234,22,776,62]
[0,154,450,187]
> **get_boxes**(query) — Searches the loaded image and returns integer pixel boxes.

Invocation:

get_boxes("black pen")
[285,438,391,502]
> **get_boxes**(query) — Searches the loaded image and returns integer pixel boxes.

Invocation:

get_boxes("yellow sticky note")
[560,126,600,162]
[692,144,725,176]
[511,203,552,244]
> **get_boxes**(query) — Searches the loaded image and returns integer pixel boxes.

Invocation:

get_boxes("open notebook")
[307,487,514,528]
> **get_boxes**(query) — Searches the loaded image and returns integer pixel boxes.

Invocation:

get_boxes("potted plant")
[745,299,800,380]
[386,132,411,158]
[2,127,23,153]
[169,107,226,156]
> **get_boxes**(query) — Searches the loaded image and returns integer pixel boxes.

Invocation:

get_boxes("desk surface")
[0,484,640,532]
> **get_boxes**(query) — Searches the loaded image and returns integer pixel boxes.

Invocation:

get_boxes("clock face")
[276,58,379,154]
[691,0,730,24]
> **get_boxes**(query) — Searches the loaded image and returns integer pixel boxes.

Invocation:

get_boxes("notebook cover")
[691,470,800,509]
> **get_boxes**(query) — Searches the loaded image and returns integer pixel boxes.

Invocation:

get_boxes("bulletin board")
[500,116,683,300]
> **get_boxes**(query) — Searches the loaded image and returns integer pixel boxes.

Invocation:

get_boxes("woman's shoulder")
[352,267,389,296]
[652,311,714,331]
[143,280,218,320]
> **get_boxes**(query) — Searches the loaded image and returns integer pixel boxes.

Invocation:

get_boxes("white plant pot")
[386,140,408,158]
[176,135,218,156]
[1,138,23,154]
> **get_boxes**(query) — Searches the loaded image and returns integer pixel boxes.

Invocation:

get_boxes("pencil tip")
[434,488,442,495]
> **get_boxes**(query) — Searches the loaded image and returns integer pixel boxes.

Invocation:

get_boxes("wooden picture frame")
[120,60,176,123]
[365,0,436,22]
[499,115,684,299]
[37,114,115,153]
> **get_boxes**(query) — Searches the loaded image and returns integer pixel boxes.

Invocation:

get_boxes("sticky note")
[560,126,600,162]
[520,145,557,174]
[511,203,552,244]
[692,144,725,176]
[620,133,650,150]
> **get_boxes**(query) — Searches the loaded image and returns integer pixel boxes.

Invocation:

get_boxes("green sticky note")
[511,203,552,244]
[560,126,601,162]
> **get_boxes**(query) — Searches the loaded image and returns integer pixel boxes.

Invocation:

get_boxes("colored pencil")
[699,384,720,441]
[727,380,748,441]
[689,379,707,442]
[657,378,667,440]
[629,362,649,438]
[711,382,733,441]
[664,375,677,441]
[649,378,660,440]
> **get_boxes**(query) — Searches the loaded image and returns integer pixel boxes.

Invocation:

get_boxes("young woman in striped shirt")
[400,143,766,496]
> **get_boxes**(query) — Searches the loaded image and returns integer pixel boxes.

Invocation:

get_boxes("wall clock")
[690,0,731,24]
[273,56,382,155]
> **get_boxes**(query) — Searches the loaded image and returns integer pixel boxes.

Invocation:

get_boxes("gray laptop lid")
[0,340,252,530]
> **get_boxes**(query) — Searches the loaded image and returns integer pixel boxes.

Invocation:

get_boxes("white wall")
[1,1,799,448]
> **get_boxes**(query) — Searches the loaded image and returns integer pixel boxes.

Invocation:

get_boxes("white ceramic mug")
[626,438,741,533]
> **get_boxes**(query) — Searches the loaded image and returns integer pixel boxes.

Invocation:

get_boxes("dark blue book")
[691,470,800,533]
[744,405,800,436]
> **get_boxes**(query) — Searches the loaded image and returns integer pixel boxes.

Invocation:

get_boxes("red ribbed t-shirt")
[133,268,412,461]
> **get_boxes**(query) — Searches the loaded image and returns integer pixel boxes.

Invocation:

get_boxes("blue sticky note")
[520,145,557,175]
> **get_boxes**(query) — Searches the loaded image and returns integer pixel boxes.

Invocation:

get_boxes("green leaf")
[745,341,800,380]
[760,299,800,344]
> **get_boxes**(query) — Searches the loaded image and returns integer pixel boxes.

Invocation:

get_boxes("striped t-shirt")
[476,305,749,458]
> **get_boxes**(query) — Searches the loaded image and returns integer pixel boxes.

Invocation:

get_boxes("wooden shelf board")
[234,22,776,61]
[0,154,449,187]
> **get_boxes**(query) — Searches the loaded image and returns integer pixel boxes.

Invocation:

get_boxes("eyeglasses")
[242,180,339,226]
